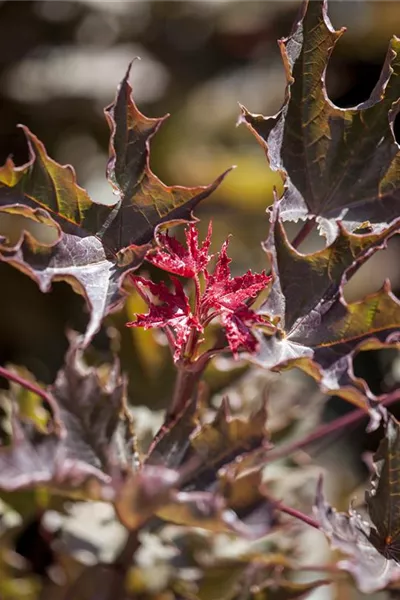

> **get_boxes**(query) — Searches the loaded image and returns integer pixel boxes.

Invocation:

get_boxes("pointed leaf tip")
[243,0,400,243]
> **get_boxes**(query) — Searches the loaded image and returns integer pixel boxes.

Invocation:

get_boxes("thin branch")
[0,365,62,434]
[290,218,316,250]
[277,502,320,530]
[268,389,400,463]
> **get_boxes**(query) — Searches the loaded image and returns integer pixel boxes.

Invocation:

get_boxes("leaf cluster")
[0,0,400,598]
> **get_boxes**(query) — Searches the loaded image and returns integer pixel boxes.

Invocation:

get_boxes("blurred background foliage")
[0,3,400,598]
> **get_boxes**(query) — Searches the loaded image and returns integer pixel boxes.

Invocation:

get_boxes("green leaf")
[241,0,400,243]
[0,64,229,344]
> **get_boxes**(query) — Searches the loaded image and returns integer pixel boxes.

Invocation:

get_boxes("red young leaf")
[203,239,269,312]
[128,223,272,360]
[221,306,267,356]
[202,238,271,356]
[128,275,202,361]
[147,222,213,278]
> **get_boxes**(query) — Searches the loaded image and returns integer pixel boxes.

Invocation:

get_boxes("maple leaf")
[50,339,133,472]
[158,484,275,539]
[0,339,134,497]
[0,64,229,344]
[241,0,400,243]
[181,399,270,491]
[314,477,400,593]
[315,419,400,592]
[146,221,213,278]
[147,397,270,485]
[202,238,271,356]
[114,464,181,531]
[0,415,110,497]
[366,415,400,562]
[128,223,272,360]
[129,396,275,537]
[128,275,203,361]
[243,577,329,600]
[115,399,274,538]
[251,201,400,422]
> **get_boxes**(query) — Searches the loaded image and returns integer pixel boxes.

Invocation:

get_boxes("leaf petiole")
[0,365,62,433]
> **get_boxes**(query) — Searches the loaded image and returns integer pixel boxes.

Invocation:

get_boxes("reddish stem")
[168,362,201,417]
[164,326,176,354]
[268,389,400,463]
[277,502,320,530]
[0,365,62,433]
[290,218,316,250]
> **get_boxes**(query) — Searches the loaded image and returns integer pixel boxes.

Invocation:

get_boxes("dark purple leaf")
[366,416,400,562]
[0,64,229,344]
[253,201,400,423]
[241,0,400,243]
[314,477,400,593]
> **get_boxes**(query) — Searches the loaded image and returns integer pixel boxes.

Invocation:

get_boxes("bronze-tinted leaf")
[104,63,231,250]
[114,464,181,531]
[248,578,329,600]
[150,399,270,492]
[145,397,199,469]
[314,477,399,593]
[241,0,400,243]
[0,340,135,499]
[366,416,400,562]
[253,202,400,421]
[50,339,131,472]
[0,65,229,344]
[0,415,109,497]
[141,398,272,536]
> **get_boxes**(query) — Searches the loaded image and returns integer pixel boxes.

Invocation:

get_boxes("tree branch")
[268,389,400,463]
[277,502,320,530]
[0,365,62,433]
